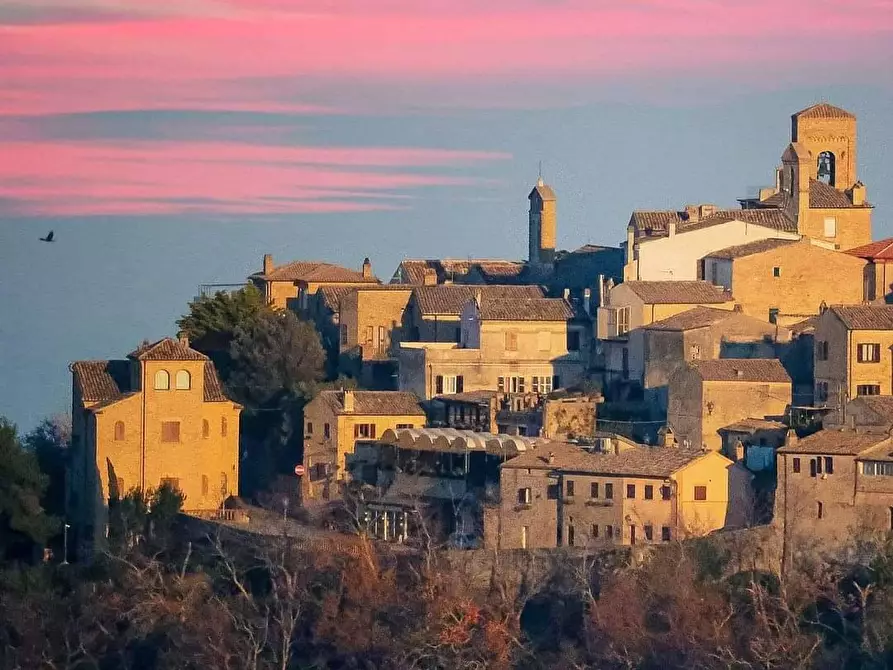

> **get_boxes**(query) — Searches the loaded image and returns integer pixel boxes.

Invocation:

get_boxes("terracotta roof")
[829,305,893,330]
[622,280,733,305]
[253,261,379,284]
[706,238,800,260]
[689,359,791,384]
[849,396,893,424]
[794,103,855,119]
[73,359,233,404]
[809,179,860,209]
[317,286,354,312]
[395,259,526,285]
[127,338,208,361]
[629,209,796,239]
[413,285,544,316]
[318,390,425,416]
[778,428,888,456]
[720,419,787,433]
[478,297,578,322]
[436,390,498,404]
[789,315,819,335]
[203,364,231,402]
[529,180,556,202]
[644,306,744,331]
[846,238,893,261]
[503,441,714,478]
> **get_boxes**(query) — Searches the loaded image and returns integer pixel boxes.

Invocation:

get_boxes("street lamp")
[62,523,71,565]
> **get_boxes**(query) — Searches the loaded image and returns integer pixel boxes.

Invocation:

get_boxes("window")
[626,484,636,499]
[661,526,671,542]
[538,331,550,351]
[694,485,707,501]
[816,381,829,402]
[792,457,801,474]
[769,308,779,325]
[630,525,637,545]
[858,343,881,363]
[642,485,653,500]
[154,369,170,390]
[396,423,413,430]
[340,324,348,345]
[817,501,824,519]
[532,376,553,394]
[566,480,575,498]
[521,526,529,549]
[161,421,180,443]
[863,461,893,476]
[824,216,837,238]
[810,458,817,477]
[858,384,881,397]
[605,483,614,499]
[606,525,614,539]
[221,416,228,437]
[202,419,210,439]
[114,421,125,441]
[690,344,701,360]
[660,485,671,501]
[773,266,781,278]
[454,327,461,344]
[817,341,829,361]
[591,524,599,539]
[175,370,191,390]
[202,474,209,496]
[824,457,834,474]
[220,473,228,495]
[546,484,559,500]
[506,376,525,393]
[306,422,313,436]
[644,525,653,541]
[160,477,180,490]
[324,423,331,439]
[818,151,836,186]
[497,376,505,392]
[435,375,463,395]
[552,375,561,390]
[354,423,377,439]
[518,487,532,504]
[590,482,599,499]
[567,520,575,547]
[617,307,630,336]
[567,330,581,352]
[505,331,518,351]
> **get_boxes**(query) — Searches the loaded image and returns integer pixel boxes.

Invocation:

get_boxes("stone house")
[249,254,379,311]
[69,338,242,557]
[301,390,425,502]
[775,427,893,549]
[846,237,893,303]
[390,259,527,286]
[822,396,893,429]
[813,305,893,407]
[718,419,788,470]
[398,294,589,400]
[490,436,752,550]
[701,238,865,327]
[642,306,791,410]
[668,359,792,452]
[596,280,735,392]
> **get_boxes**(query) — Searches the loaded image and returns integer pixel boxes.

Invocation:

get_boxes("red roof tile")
[846,238,893,261]
[829,305,893,330]
[318,390,425,416]
[689,359,791,384]
[253,261,379,284]
[128,338,208,361]
[413,285,544,316]
[623,281,733,305]
[394,259,526,285]
[793,103,855,120]
[478,297,578,322]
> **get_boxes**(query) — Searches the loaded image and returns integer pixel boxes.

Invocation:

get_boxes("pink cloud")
[0,140,508,216]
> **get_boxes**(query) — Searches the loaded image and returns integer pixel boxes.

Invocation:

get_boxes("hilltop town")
[6,102,893,668]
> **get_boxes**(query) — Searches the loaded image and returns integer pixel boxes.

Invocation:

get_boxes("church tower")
[528,176,556,271]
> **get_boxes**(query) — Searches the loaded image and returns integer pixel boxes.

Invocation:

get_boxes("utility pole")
[62,523,70,565]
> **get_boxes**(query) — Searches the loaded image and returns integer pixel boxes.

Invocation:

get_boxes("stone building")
[390,259,528,286]
[701,238,865,327]
[249,254,379,311]
[776,427,893,549]
[667,359,792,452]
[642,306,790,410]
[398,293,589,400]
[301,390,425,502]
[490,436,752,550]
[846,237,893,303]
[813,305,893,408]
[69,338,241,556]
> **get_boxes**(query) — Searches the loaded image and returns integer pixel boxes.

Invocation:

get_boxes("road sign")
[294,464,305,476]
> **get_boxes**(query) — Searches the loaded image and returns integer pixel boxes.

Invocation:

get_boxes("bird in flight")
[39,230,54,242]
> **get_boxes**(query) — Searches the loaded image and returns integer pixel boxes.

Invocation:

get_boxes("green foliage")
[109,483,185,552]
[23,414,70,520]
[0,418,59,557]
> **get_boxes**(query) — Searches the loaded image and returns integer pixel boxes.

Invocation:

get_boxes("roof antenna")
[537,160,544,187]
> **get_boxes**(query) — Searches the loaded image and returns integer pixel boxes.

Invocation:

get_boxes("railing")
[184,508,250,524]
[196,283,248,299]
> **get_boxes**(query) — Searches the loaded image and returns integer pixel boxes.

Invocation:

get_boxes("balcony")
[196,283,248,300]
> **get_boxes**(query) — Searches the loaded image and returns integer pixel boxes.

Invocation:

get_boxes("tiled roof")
[73,359,233,404]
[849,396,893,423]
[503,441,713,478]
[436,390,498,404]
[203,364,231,402]
[479,297,578,322]
[809,179,860,209]
[127,338,208,361]
[794,103,855,119]
[644,306,742,331]
[253,261,379,284]
[319,390,425,416]
[413,285,544,316]
[846,238,893,261]
[622,280,733,305]
[689,359,791,384]
[706,238,800,260]
[629,209,796,239]
[721,418,787,433]
[789,315,819,335]
[317,286,354,312]
[529,181,556,201]
[395,259,526,285]
[778,428,888,456]
[829,305,893,330]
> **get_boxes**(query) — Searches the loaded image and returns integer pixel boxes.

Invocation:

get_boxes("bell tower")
[528,176,556,271]
[791,103,857,190]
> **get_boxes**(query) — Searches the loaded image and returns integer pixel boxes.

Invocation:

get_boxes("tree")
[176,285,270,383]
[23,413,71,520]
[0,418,58,559]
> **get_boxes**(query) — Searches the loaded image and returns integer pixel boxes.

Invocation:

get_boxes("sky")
[1,0,893,431]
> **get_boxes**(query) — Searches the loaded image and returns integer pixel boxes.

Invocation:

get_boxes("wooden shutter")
[436,375,444,395]
[456,376,464,393]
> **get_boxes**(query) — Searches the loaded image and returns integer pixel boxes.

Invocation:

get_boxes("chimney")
[735,368,744,378]
[684,204,699,222]
[547,451,555,464]
[422,268,437,286]
[342,389,355,413]
[474,288,483,309]
[668,221,677,237]
[563,288,570,302]
[658,425,676,448]
[784,428,798,447]
[775,167,782,193]
[583,288,592,316]
[699,204,717,219]
[851,182,866,207]
[362,257,372,279]
[263,254,273,275]
[178,335,190,348]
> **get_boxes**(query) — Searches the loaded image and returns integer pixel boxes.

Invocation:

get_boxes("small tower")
[528,176,557,272]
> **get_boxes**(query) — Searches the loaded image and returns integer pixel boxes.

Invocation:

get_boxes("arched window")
[202,419,210,439]
[175,369,191,390]
[154,369,170,390]
[221,416,228,437]
[114,421,125,441]
[817,151,836,186]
